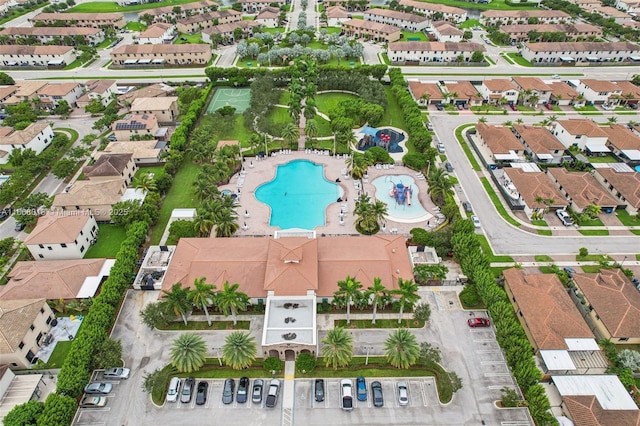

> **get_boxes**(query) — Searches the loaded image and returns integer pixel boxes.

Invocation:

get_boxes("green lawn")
[96,37,117,49]
[158,320,250,331]
[315,92,359,115]
[459,19,481,29]
[471,105,504,113]
[380,86,407,129]
[125,21,147,31]
[581,265,603,273]
[324,27,342,34]
[587,154,618,163]
[174,33,204,44]
[421,0,535,10]
[45,340,74,368]
[534,255,553,262]
[0,1,48,25]
[539,266,556,274]
[506,53,533,67]
[315,115,333,138]
[616,210,640,226]
[578,229,609,236]
[85,224,127,258]
[401,31,429,41]
[261,27,285,35]
[455,125,482,171]
[480,177,521,227]
[537,229,552,236]
[573,105,599,112]
[335,319,425,328]
[477,234,514,263]
[266,105,292,126]
[68,0,208,12]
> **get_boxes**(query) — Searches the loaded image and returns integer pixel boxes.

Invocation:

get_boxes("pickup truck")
[266,379,280,408]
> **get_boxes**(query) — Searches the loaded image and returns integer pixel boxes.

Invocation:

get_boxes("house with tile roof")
[137,23,175,45]
[31,12,126,28]
[503,269,607,374]
[387,41,485,64]
[503,168,569,218]
[342,19,401,43]
[443,81,483,107]
[430,21,463,42]
[0,45,77,69]
[37,82,83,108]
[576,79,623,106]
[110,44,212,67]
[2,81,47,107]
[111,113,161,141]
[552,119,609,151]
[548,81,581,107]
[480,10,571,25]
[76,80,118,109]
[130,96,178,124]
[23,211,98,260]
[546,168,619,214]
[0,122,54,165]
[512,124,566,163]
[364,8,429,32]
[520,41,640,64]
[477,79,519,105]
[99,140,167,165]
[0,298,54,368]
[511,77,553,105]
[593,168,640,214]
[602,124,640,162]
[0,26,105,47]
[407,81,444,106]
[400,0,466,23]
[83,153,136,188]
[475,123,525,164]
[255,6,280,27]
[572,269,640,344]
[175,9,241,34]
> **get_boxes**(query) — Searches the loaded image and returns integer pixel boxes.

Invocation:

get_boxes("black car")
[314,379,325,402]
[371,381,384,407]
[14,222,25,232]
[196,381,208,405]
[0,208,11,221]
[237,377,249,403]
[462,201,473,213]
[436,104,444,111]
[222,378,235,404]
[181,377,195,403]
[444,162,454,173]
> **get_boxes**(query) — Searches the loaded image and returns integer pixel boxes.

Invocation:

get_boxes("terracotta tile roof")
[118,83,175,104]
[112,43,210,55]
[24,211,93,245]
[556,119,608,137]
[130,96,177,112]
[445,81,483,100]
[503,268,594,350]
[388,41,485,52]
[511,76,552,92]
[1,260,105,300]
[407,81,443,101]
[83,153,132,178]
[0,45,74,55]
[504,168,568,209]
[615,81,640,99]
[37,83,80,97]
[549,82,579,99]
[500,23,601,35]
[202,20,259,36]
[563,395,640,426]
[399,0,465,14]
[366,8,428,23]
[256,6,281,18]
[0,26,102,36]
[602,124,640,150]
[139,23,173,39]
[483,79,517,92]
[343,19,401,35]
[524,41,640,52]
[162,236,413,298]
[100,140,163,161]
[433,21,463,36]
[84,80,116,95]
[573,269,640,339]
[0,122,50,146]
[0,299,46,354]
[580,79,621,93]
[141,0,217,17]
[481,10,570,19]
[177,9,240,25]
[547,168,618,209]
[595,169,640,208]
[33,12,124,20]
[52,178,125,208]
[476,123,523,154]
[513,124,565,153]
[111,113,158,131]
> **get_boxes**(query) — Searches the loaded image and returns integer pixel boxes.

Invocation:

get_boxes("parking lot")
[74,371,127,426]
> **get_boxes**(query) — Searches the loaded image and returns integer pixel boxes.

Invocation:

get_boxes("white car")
[471,216,481,228]
[166,377,181,403]
[397,381,409,406]
[103,367,130,379]
[552,74,560,79]
[341,379,353,411]
[437,142,445,153]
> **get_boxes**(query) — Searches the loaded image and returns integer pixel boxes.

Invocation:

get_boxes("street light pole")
[362,346,373,365]
[621,256,628,268]
[213,348,222,366]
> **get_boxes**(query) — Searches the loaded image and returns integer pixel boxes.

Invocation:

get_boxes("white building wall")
[27,214,98,260]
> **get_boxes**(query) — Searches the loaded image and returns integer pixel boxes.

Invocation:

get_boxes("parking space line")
[419,381,429,407]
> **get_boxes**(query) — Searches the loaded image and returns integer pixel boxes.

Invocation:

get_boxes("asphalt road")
[430,112,640,256]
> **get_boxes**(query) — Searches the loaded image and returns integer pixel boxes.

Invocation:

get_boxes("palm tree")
[528,94,539,107]
[162,283,191,325]
[516,118,524,124]
[366,277,387,325]
[607,116,617,124]
[420,93,431,106]
[214,208,239,237]
[133,173,157,193]
[216,281,249,325]
[384,329,420,369]
[426,168,454,205]
[281,123,300,148]
[393,279,420,324]
[188,277,216,326]
[170,333,207,373]
[304,119,318,141]
[334,275,363,324]
[321,327,353,369]
[222,331,257,370]
[478,117,488,124]
[583,204,601,219]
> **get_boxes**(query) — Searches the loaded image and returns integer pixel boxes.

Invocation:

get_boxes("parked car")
[356,376,367,401]
[103,367,130,379]
[456,103,464,110]
[181,377,195,403]
[437,142,445,153]
[237,377,249,403]
[196,381,208,405]
[341,379,353,411]
[166,377,181,403]
[84,382,112,395]
[563,266,576,277]
[314,379,325,402]
[14,222,25,232]
[544,103,552,110]
[471,215,481,228]
[436,103,444,111]
[252,379,264,403]
[444,162,454,173]
[0,208,11,221]
[552,74,560,79]
[462,201,473,213]
[556,209,574,226]
[630,103,638,110]
[80,396,107,408]
[371,381,384,407]
[510,104,518,111]
[426,122,433,131]
[397,381,409,406]
[266,379,280,408]
[468,317,490,327]
[222,378,235,404]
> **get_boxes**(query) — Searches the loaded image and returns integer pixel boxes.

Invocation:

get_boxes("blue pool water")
[371,175,430,222]
[255,160,340,229]
[635,165,640,172]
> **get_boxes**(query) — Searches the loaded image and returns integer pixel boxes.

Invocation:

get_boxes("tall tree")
[161,283,191,325]
[365,277,386,325]
[170,333,207,373]
[384,329,420,369]
[334,275,362,324]
[216,281,249,325]
[393,279,420,324]
[321,327,353,369]
[188,277,216,326]
[222,331,257,370]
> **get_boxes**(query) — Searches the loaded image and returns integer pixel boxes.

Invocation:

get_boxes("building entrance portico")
[261,294,317,361]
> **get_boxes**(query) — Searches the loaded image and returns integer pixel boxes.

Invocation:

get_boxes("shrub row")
[451,224,557,426]
[169,85,212,153]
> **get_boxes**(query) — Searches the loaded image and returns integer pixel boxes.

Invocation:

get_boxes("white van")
[166,377,181,403]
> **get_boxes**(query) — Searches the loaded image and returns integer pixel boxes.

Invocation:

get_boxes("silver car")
[84,382,112,395]
[252,379,264,403]
[397,381,409,406]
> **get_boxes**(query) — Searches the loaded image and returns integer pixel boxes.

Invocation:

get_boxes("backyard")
[85,224,127,258]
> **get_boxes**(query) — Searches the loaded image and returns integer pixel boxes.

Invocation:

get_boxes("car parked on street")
[237,377,249,403]
[80,396,107,408]
[444,162,454,173]
[14,222,25,232]
[341,379,353,411]
[84,382,112,395]
[397,381,409,406]
[252,379,264,403]
[0,208,11,221]
[371,381,384,407]
[315,379,325,402]
[462,201,473,213]
[222,378,235,404]
[356,376,367,401]
[468,317,490,327]
[166,377,181,403]
[437,142,445,153]
[181,377,195,403]
[563,266,576,277]
[196,381,208,405]
[266,379,280,408]
[103,367,130,379]
[471,215,481,228]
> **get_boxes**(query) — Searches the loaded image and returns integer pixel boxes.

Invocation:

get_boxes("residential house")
[520,41,640,64]
[503,268,606,375]
[0,123,54,164]
[407,81,444,105]
[201,21,260,44]
[1,80,47,107]
[603,124,640,162]
[399,0,466,23]
[593,168,640,214]
[617,0,640,13]
[0,27,105,46]
[0,85,16,106]
[111,113,162,141]
[572,269,640,344]
[83,153,137,188]
[236,0,285,13]
[480,10,571,25]
[255,6,280,28]
[23,212,99,260]
[37,82,83,108]
[76,79,118,109]
[364,8,429,32]
[130,96,178,124]
[31,12,126,28]
[615,80,640,107]
[110,44,212,67]
[137,23,175,45]
[503,167,569,218]
[511,76,552,105]
[475,123,525,164]
[117,83,175,105]
[588,4,632,23]
[553,118,609,151]
[1,259,112,301]
[548,81,581,106]
[546,168,619,213]
[477,79,519,105]
[430,21,463,42]
[325,6,349,27]
[323,0,370,11]
[341,19,401,43]
[575,79,622,106]
[0,45,76,68]
[553,375,640,425]
[499,23,601,44]
[175,10,242,34]
[442,81,483,107]
[99,140,167,165]
[387,41,485,64]
[139,0,218,24]
[512,124,565,163]
[0,299,54,368]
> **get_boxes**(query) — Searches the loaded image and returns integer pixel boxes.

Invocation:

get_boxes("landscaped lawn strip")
[85,224,127,258]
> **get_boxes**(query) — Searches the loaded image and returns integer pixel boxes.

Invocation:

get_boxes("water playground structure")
[389,181,412,206]
[357,126,406,153]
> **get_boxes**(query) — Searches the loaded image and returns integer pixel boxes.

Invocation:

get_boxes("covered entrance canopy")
[261,294,317,360]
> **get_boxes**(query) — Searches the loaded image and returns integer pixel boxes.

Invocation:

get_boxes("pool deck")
[220,151,439,238]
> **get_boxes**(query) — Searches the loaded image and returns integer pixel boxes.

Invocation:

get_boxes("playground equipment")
[389,182,412,206]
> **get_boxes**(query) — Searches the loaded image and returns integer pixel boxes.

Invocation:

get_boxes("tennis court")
[206,88,251,113]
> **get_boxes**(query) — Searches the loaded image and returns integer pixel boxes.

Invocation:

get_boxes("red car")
[468,318,490,328]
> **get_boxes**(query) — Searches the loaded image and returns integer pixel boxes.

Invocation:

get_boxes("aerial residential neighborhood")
[0,0,639,424]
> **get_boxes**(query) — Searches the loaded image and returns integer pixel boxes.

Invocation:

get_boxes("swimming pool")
[371,175,432,223]
[255,160,341,229]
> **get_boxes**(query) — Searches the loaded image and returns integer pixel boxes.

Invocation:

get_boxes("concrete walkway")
[281,361,295,426]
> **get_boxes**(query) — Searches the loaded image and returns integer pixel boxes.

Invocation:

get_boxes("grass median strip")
[157,320,251,331]
[455,125,481,171]
[334,319,425,328]
[480,177,521,227]
[477,235,514,263]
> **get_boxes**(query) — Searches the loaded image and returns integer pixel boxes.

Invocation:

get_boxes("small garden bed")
[157,320,251,331]
[334,319,424,328]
